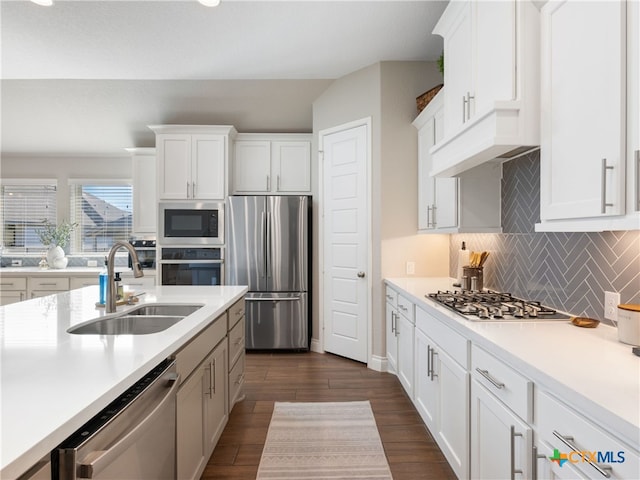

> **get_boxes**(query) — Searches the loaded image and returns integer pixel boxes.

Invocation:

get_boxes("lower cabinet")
[227,298,246,409]
[0,276,26,305]
[175,315,229,480]
[28,276,69,299]
[384,286,415,397]
[414,306,469,479]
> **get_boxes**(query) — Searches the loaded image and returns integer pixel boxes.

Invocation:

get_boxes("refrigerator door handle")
[261,211,267,278]
[266,211,272,278]
[246,295,301,302]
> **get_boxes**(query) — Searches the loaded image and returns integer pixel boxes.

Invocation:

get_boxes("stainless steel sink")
[68,303,203,335]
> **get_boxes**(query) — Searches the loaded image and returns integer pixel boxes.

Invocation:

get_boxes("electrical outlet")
[11,259,22,267]
[604,291,621,322]
[406,261,415,275]
[87,260,98,267]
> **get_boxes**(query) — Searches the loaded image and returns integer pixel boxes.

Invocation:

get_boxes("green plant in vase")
[36,219,78,269]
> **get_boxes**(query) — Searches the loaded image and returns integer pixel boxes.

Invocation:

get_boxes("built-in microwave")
[159,202,224,245]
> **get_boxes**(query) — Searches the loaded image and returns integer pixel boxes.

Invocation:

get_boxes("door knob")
[357,272,365,278]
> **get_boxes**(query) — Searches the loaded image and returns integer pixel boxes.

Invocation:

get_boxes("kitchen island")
[0,284,248,479]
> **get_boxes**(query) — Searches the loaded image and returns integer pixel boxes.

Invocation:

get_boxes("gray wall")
[450,151,640,324]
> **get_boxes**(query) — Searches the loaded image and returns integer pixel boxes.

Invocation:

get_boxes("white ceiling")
[0,0,447,155]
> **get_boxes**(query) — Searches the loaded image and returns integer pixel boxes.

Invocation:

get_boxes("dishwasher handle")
[77,373,180,479]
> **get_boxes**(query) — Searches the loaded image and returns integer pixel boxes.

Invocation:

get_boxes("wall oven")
[159,201,224,245]
[159,247,224,286]
[128,239,156,269]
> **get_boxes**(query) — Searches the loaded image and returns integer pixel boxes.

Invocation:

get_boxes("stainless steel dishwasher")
[53,359,178,480]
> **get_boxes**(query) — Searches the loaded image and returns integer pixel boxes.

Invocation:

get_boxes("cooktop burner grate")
[426,290,570,321]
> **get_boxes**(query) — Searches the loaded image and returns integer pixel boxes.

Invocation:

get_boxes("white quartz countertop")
[0,266,153,275]
[385,277,640,449]
[0,284,248,479]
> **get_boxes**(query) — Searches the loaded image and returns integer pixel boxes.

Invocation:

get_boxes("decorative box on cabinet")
[414,305,470,479]
[232,133,311,194]
[150,125,236,201]
[413,90,502,233]
[537,0,640,231]
[384,286,415,397]
[470,344,533,480]
[126,147,157,234]
[430,0,540,177]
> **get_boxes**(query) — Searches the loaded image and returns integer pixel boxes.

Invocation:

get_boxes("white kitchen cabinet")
[414,305,469,479]
[431,0,540,177]
[413,90,502,234]
[384,286,415,397]
[127,147,157,234]
[0,276,26,305]
[227,298,246,409]
[470,344,533,480]
[232,133,311,194]
[204,339,228,457]
[535,389,640,480]
[537,0,639,231]
[150,125,236,201]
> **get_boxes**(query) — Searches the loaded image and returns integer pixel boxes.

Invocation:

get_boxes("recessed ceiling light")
[30,0,54,5]
[198,0,221,6]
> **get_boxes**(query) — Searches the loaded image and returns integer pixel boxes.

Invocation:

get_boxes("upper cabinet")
[127,147,157,234]
[430,0,540,177]
[149,125,236,201]
[413,90,501,234]
[232,133,311,194]
[536,0,639,231]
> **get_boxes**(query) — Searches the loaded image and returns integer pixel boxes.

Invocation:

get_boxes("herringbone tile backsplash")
[450,151,640,324]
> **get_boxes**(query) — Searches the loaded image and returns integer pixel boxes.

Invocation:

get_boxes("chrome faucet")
[106,241,144,313]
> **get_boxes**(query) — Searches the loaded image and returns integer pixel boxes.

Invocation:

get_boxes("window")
[69,182,133,253]
[1,181,57,253]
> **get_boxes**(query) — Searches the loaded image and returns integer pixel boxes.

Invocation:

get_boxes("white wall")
[313,61,449,362]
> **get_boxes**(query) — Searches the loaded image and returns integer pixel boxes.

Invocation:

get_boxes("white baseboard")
[310,338,323,353]
[368,355,388,372]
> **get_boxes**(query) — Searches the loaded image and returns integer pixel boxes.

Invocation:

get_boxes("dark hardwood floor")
[202,351,457,480]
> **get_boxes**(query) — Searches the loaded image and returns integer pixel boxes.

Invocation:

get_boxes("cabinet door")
[158,134,191,200]
[132,152,157,233]
[473,0,517,113]
[540,1,626,220]
[176,367,207,480]
[385,302,398,374]
[204,340,228,454]
[414,328,438,430]
[192,135,225,200]
[233,141,271,193]
[0,291,26,305]
[396,313,414,397]
[471,380,532,480]
[272,141,311,193]
[442,1,472,134]
[418,117,436,231]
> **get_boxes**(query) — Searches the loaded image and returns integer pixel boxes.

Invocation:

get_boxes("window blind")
[69,183,133,253]
[1,183,57,253]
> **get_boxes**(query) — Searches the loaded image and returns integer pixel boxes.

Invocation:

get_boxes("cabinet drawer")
[176,313,227,384]
[70,277,99,290]
[397,294,415,324]
[385,286,398,308]
[416,306,468,368]
[229,352,245,408]
[228,298,245,330]
[228,317,245,370]
[471,344,532,422]
[29,277,69,291]
[0,277,27,291]
[536,390,639,480]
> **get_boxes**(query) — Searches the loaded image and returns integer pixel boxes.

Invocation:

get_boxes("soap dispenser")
[114,272,123,301]
[99,258,108,305]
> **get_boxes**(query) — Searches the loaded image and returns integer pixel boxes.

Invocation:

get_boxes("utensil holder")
[462,266,483,291]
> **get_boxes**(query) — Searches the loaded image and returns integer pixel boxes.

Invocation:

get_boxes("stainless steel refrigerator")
[226,195,310,350]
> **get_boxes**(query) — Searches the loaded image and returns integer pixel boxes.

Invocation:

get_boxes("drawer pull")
[601,158,615,214]
[532,445,545,480]
[510,426,523,480]
[38,282,59,287]
[427,345,438,381]
[552,430,612,478]
[236,309,244,317]
[0,282,15,287]
[386,294,394,301]
[399,304,408,312]
[476,368,505,389]
[236,373,245,385]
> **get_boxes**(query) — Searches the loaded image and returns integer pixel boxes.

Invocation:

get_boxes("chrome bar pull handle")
[601,158,614,213]
[552,431,612,477]
[192,182,196,198]
[475,368,505,389]
[211,359,216,395]
[510,426,523,480]
[277,175,281,191]
[466,92,475,120]
[532,445,545,480]
[462,95,467,123]
[431,205,437,228]
[427,344,432,378]
[266,175,271,191]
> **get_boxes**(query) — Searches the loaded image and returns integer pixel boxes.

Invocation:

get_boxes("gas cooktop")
[426,290,571,322]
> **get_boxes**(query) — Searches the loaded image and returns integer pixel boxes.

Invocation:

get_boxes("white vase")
[47,245,68,269]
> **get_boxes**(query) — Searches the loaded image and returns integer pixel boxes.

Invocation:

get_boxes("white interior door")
[320,122,369,363]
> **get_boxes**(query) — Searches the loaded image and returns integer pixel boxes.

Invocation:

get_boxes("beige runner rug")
[256,401,393,479]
